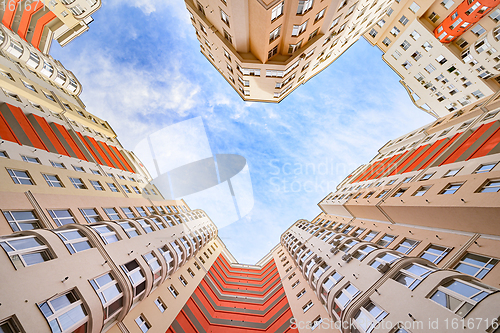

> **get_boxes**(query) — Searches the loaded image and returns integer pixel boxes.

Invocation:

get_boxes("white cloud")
[108,0,191,24]
[64,49,201,149]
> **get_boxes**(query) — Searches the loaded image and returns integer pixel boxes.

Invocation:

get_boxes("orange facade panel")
[7,104,47,150]
[441,122,495,165]
[0,111,20,144]
[2,0,21,28]
[30,114,70,156]
[468,126,500,160]
[109,145,135,173]
[17,1,44,39]
[30,11,56,49]
[53,124,88,161]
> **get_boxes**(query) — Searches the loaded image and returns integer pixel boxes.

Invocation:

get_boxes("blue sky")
[51,0,434,264]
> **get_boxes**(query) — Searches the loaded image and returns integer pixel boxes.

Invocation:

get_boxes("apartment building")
[184,0,396,102]
[0,0,101,54]
[364,0,500,117]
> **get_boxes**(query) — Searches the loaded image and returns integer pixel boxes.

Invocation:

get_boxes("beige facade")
[185,0,396,102]
[0,0,101,54]
[364,0,500,117]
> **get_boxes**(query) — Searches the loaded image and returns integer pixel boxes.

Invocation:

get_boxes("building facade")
[364,0,500,117]
[185,0,396,102]
[0,0,101,54]
[1,1,500,333]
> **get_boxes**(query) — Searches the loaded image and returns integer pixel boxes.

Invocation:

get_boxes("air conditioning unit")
[377,263,391,273]
[342,253,353,262]
[330,247,339,255]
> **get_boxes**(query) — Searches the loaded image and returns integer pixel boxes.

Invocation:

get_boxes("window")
[143,252,162,286]
[49,161,64,169]
[443,168,460,177]
[472,90,484,99]
[394,263,433,289]
[0,70,14,80]
[292,21,308,36]
[38,291,87,333]
[425,64,436,73]
[353,301,388,333]
[333,284,360,317]
[315,8,326,22]
[409,2,420,13]
[21,155,40,164]
[49,210,76,226]
[422,41,432,52]
[106,183,118,192]
[179,275,188,286]
[270,26,281,43]
[308,28,319,41]
[302,300,314,312]
[137,219,154,233]
[352,227,365,237]
[3,210,41,231]
[155,298,167,313]
[220,8,230,26]
[69,177,86,189]
[475,163,497,174]
[122,260,146,300]
[0,235,51,269]
[291,280,300,288]
[478,180,500,193]
[420,244,451,264]
[268,45,278,59]
[382,37,391,46]
[430,279,494,317]
[363,231,379,242]
[454,253,498,279]
[169,284,179,298]
[490,8,500,22]
[393,188,407,197]
[413,185,431,196]
[220,29,231,44]
[441,0,454,9]
[376,234,396,247]
[7,169,34,185]
[370,252,401,269]
[410,30,420,40]
[411,51,421,61]
[42,91,56,102]
[89,180,104,191]
[90,273,123,322]
[471,24,486,36]
[399,15,409,25]
[330,16,340,29]
[288,40,303,54]
[297,288,307,299]
[369,29,378,38]
[395,239,420,254]
[400,40,410,50]
[272,1,284,21]
[102,208,120,220]
[121,185,131,193]
[352,245,377,261]
[419,172,434,181]
[439,182,464,194]
[135,315,151,332]
[390,26,400,36]
[297,0,314,14]
[80,208,101,223]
